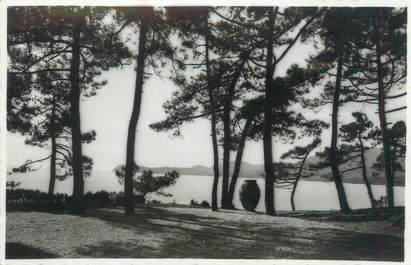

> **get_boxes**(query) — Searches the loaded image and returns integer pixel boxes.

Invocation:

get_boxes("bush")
[7,189,120,212]
[135,195,146,204]
[6,189,71,212]
[200,200,210,208]
[147,199,161,204]
[190,199,197,206]
[115,166,180,201]
[84,191,113,208]
[190,199,210,208]
[7,188,172,212]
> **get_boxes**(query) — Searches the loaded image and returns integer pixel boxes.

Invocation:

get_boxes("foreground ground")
[6,205,404,260]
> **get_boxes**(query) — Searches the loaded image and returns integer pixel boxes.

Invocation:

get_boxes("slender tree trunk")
[290,152,310,211]
[124,20,148,214]
[48,95,57,211]
[227,118,252,209]
[263,7,276,216]
[70,18,85,213]
[221,59,248,209]
[221,97,233,209]
[375,8,394,207]
[329,41,351,212]
[391,144,396,189]
[48,95,57,198]
[359,138,376,209]
[205,13,220,212]
[290,179,299,212]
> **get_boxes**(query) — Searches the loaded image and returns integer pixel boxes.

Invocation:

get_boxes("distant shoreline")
[7,171,405,188]
[182,175,405,187]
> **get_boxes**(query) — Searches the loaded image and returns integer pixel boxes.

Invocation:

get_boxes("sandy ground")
[6,206,404,260]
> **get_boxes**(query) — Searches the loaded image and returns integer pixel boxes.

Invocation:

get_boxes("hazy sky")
[7,34,406,172]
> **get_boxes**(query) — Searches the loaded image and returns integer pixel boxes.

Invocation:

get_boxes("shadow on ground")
[6,242,59,259]
[74,207,403,261]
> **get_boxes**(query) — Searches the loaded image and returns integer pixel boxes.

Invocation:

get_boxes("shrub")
[115,167,180,201]
[147,199,161,204]
[6,189,71,212]
[190,199,210,208]
[7,189,122,211]
[84,191,113,208]
[200,200,210,208]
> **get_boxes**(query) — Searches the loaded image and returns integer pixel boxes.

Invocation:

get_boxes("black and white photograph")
[3,3,408,262]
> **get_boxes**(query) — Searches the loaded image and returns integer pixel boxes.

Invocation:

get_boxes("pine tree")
[342,8,406,207]
[389,121,406,184]
[339,112,380,208]
[151,7,256,211]
[8,15,73,198]
[122,7,150,215]
[279,138,321,211]
[7,73,72,197]
[302,7,373,212]
[8,6,131,212]
[244,7,322,215]
[118,7,180,214]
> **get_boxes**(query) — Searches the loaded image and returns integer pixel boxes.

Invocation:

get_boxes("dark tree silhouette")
[303,8,372,212]
[278,138,321,211]
[116,165,180,202]
[204,10,221,211]
[122,7,150,215]
[374,8,406,207]
[7,76,72,197]
[372,121,406,192]
[229,62,328,210]
[118,7,186,214]
[209,8,257,209]
[226,99,259,208]
[151,7,255,211]
[245,7,322,215]
[262,7,277,215]
[321,8,360,212]
[339,112,380,208]
[388,121,406,184]
[8,6,131,212]
[339,8,406,207]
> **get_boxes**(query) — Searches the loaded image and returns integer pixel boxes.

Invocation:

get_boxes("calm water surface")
[9,173,404,211]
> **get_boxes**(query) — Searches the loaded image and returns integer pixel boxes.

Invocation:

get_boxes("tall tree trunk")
[359,138,376,209]
[263,7,276,216]
[376,8,394,207]
[221,97,233,209]
[221,59,247,209]
[70,18,85,213]
[227,118,252,209]
[391,144,396,190]
[124,20,148,214]
[290,151,310,211]
[290,179,299,212]
[329,41,351,212]
[205,13,220,212]
[48,95,57,198]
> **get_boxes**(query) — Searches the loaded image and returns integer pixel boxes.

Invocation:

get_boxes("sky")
[7,26,406,172]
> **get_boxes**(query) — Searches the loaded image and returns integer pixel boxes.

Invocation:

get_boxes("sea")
[7,171,404,211]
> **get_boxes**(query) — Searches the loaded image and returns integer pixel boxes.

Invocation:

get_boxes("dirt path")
[6,207,404,260]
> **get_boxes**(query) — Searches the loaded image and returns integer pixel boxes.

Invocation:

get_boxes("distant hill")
[138,163,265,178]
[303,148,405,186]
[113,164,215,177]
[114,148,405,186]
